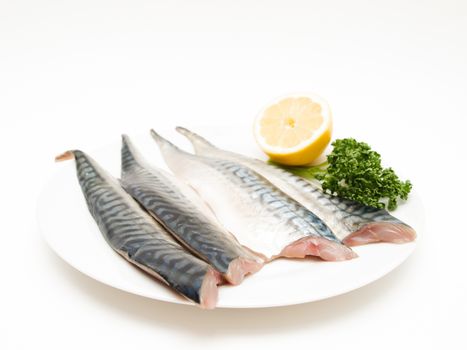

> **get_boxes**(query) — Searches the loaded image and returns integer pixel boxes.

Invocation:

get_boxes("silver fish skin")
[150,130,356,262]
[175,127,416,246]
[55,150,220,309]
[120,135,263,285]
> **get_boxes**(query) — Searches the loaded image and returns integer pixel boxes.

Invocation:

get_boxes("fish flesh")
[176,127,416,246]
[56,150,221,309]
[150,130,356,261]
[120,135,263,285]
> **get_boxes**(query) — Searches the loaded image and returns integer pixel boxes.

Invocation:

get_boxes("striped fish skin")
[56,150,220,309]
[150,130,356,262]
[120,135,263,285]
[175,127,416,246]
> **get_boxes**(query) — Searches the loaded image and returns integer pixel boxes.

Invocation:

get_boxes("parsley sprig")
[272,138,412,210]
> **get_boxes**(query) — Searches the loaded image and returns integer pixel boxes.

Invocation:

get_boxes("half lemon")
[254,94,333,165]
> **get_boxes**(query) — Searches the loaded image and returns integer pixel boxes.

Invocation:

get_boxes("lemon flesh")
[254,95,332,166]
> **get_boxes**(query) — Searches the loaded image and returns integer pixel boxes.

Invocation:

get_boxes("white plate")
[37,126,421,308]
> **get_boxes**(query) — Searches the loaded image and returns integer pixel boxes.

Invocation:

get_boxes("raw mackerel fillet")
[176,127,416,246]
[120,135,263,285]
[150,130,356,261]
[56,150,221,309]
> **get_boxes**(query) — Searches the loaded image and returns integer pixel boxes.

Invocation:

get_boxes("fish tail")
[150,129,177,149]
[150,129,196,157]
[121,134,142,173]
[55,150,75,162]
[175,126,216,153]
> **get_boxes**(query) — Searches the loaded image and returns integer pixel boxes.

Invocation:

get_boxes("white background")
[1,1,466,349]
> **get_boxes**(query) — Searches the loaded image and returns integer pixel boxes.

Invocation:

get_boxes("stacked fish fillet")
[57,127,416,309]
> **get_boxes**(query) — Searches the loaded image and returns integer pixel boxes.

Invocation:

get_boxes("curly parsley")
[272,138,412,210]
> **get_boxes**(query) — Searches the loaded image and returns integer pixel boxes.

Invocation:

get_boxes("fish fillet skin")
[175,127,416,246]
[120,135,263,285]
[56,150,220,309]
[150,130,356,262]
